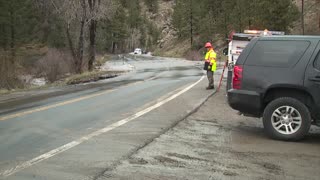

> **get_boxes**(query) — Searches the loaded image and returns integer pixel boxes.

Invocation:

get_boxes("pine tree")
[0,0,39,59]
[172,0,188,38]
[173,0,300,48]
[172,0,202,47]
[127,0,142,29]
[255,0,299,31]
[110,7,128,53]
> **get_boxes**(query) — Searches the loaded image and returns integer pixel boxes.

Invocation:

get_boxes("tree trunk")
[76,0,87,74]
[88,0,99,71]
[224,14,228,39]
[66,23,78,72]
[77,18,85,74]
[66,0,86,74]
[88,19,96,71]
[40,1,51,44]
[318,13,320,30]
[190,0,193,47]
[112,34,116,54]
[238,9,242,32]
[301,0,305,35]
[9,2,15,63]
[0,26,8,50]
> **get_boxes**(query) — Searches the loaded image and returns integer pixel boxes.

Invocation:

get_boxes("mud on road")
[98,86,320,180]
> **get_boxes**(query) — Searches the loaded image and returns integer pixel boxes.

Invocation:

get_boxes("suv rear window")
[245,40,310,67]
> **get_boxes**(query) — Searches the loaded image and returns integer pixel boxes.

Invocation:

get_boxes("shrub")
[35,49,73,83]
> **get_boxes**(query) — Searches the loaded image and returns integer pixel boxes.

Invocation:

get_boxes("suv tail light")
[233,65,243,89]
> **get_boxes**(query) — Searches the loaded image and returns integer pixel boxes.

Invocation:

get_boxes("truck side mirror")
[223,48,228,56]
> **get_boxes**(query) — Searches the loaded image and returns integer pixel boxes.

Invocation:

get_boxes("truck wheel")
[263,97,311,141]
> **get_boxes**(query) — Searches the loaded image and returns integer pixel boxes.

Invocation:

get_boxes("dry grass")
[0,70,121,95]
[65,70,119,85]
[0,89,10,94]
[0,80,68,95]
[95,54,112,68]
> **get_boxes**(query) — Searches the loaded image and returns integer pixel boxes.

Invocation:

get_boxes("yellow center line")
[0,89,116,121]
[0,76,158,121]
[0,82,145,121]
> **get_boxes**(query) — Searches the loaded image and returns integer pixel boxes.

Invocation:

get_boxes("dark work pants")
[207,70,214,87]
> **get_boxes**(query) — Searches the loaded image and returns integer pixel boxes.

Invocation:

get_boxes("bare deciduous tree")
[51,0,87,73]
[87,0,115,71]
[88,0,98,71]
[51,0,114,73]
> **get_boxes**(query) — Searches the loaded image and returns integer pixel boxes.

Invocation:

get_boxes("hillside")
[141,0,186,57]
[152,0,320,58]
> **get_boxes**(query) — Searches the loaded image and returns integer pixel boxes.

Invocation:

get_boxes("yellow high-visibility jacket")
[205,49,217,72]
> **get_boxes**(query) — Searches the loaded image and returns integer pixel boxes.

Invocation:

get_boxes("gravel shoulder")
[98,84,320,180]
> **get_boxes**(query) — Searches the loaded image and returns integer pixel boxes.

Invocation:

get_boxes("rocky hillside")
[141,0,185,57]
[141,1,175,48]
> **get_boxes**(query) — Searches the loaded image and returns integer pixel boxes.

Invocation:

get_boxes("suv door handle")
[309,76,320,82]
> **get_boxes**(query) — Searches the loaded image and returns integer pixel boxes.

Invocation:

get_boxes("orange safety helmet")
[205,42,212,48]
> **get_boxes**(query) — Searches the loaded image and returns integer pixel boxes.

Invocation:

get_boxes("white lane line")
[1,76,205,178]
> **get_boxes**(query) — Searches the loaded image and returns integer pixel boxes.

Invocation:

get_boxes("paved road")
[0,57,215,180]
[103,83,320,180]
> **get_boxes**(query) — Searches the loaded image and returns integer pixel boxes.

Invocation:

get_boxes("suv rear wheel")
[263,97,311,141]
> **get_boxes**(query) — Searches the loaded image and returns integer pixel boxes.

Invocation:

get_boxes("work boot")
[206,86,214,90]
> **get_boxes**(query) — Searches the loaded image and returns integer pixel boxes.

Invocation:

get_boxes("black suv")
[228,36,320,141]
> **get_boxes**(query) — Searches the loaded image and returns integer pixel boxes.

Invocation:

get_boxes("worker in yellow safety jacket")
[204,42,217,90]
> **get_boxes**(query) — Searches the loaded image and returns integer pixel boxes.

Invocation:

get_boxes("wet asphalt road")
[1,56,319,180]
[102,83,320,180]
[0,57,214,180]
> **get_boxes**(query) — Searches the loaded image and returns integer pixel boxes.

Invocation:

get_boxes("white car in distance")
[134,48,142,55]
